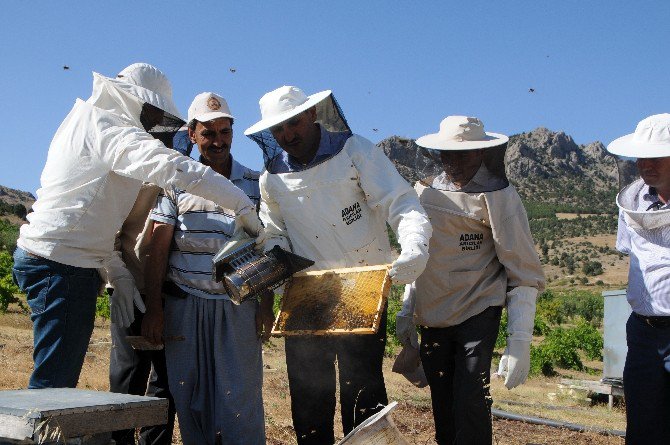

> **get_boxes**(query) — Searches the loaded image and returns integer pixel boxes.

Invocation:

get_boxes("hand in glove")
[396,314,419,349]
[110,277,146,328]
[103,252,146,328]
[497,339,531,389]
[389,235,429,285]
[237,210,266,249]
[497,286,538,389]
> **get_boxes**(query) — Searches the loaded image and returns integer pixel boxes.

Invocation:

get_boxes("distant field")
[556,213,599,220]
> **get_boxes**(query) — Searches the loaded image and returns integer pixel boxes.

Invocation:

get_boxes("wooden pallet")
[272,264,391,336]
[559,378,625,410]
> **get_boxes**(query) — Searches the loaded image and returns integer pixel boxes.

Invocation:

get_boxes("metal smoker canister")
[212,240,314,305]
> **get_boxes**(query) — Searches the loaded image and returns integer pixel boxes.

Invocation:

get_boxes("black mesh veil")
[390,143,509,192]
[140,102,186,142]
[615,158,640,192]
[247,94,351,172]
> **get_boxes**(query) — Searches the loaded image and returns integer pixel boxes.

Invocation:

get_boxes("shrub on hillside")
[0,251,23,312]
[96,291,111,320]
[0,219,19,252]
[529,320,603,376]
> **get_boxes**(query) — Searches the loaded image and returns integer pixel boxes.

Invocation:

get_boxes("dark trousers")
[285,309,388,445]
[110,305,175,445]
[420,306,502,445]
[623,313,670,445]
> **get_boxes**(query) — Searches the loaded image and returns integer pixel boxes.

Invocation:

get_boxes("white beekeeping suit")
[247,87,432,278]
[18,63,261,326]
[258,134,431,272]
[244,85,431,443]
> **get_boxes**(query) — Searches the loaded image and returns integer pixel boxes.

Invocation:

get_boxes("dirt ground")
[0,308,625,445]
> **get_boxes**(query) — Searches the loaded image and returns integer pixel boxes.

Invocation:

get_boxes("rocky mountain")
[0,185,35,221]
[378,128,623,215]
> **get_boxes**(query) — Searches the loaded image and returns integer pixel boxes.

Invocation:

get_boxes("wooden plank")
[559,379,625,397]
[291,264,391,277]
[30,403,166,439]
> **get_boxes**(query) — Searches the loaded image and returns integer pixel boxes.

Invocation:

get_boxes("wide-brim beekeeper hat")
[244,85,351,171]
[415,115,509,151]
[404,115,509,192]
[607,113,670,158]
[244,86,331,135]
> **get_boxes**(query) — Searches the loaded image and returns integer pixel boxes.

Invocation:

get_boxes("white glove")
[237,210,266,249]
[103,251,146,328]
[497,339,531,389]
[498,286,538,389]
[396,283,419,349]
[389,235,429,285]
[110,277,146,328]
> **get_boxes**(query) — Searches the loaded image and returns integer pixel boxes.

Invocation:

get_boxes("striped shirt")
[150,158,260,300]
[616,180,670,316]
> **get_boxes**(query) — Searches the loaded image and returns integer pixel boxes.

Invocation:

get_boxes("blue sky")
[1,1,669,194]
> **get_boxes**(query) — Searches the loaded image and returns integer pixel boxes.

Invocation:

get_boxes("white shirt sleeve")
[97,124,254,215]
[346,135,432,244]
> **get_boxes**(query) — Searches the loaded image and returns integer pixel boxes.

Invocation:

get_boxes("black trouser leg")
[138,349,176,445]
[623,314,670,445]
[110,305,174,445]
[337,308,389,435]
[286,336,337,445]
[421,306,501,445]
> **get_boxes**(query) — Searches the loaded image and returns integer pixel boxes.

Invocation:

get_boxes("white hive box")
[0,388,167,444]
[602,289,631,379]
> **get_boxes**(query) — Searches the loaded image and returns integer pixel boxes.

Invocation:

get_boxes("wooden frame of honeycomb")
[272,264,392,336]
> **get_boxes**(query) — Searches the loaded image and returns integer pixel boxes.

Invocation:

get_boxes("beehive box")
[0,388,167,443]
[272,264,391,336]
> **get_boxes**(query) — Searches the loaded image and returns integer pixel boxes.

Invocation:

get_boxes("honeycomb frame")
[272,264,392,336]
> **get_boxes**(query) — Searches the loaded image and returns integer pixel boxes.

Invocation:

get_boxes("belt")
[24,250,44,259]
[162,281,189,299]
[633,312,670,329]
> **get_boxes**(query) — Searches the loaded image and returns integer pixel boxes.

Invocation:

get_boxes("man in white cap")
[11,64,264,390]
[606,113,670,445]
[245,86,432,444]
[395,116,544,444]
[141,92,272,445]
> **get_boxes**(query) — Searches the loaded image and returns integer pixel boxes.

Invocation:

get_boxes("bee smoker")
[212,236,314,305]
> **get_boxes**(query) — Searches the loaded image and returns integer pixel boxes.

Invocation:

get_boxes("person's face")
[637,156,670,192]
[270,108,320,162]
[440,149,484,188]
[189,118,233,171]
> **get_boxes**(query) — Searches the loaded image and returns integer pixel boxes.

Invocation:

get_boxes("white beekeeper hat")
[416,116,508,151]
[112,62,182,119]
[607,113,670,158]
[188,92,234,124]
[244,86,331,135]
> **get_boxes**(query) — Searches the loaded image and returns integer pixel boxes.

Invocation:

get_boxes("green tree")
[0,251,22,312]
